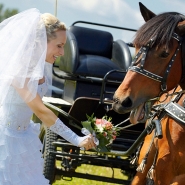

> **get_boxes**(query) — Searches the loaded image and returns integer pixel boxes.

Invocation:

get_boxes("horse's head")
[113,2,185,123]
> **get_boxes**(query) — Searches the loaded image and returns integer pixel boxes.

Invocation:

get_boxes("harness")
[158,90,185,124]
[128,33,182,92]
[129,32,185,183]
[133,89,185,184]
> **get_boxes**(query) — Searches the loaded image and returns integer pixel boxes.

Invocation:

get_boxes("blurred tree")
[0,4,18,22]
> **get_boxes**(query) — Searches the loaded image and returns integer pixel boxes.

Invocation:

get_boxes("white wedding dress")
[0,81,50,185]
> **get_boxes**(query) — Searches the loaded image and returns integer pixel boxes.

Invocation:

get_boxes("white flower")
[96,124,104,133]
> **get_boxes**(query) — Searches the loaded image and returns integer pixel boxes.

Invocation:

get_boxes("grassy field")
[53,163,129,185]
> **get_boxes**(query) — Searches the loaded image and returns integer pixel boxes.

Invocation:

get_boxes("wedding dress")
[0,8,91,185]
[0,80,49,185]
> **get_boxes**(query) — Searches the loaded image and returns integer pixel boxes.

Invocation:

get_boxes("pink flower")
[112,131,117,135]
[96,119,103,124]
[103,132,107,137]
[112,135,116,140]
[101,119,108,126]
[105,122,113,130]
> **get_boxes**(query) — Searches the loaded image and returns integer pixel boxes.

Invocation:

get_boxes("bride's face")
[46,30,67,64]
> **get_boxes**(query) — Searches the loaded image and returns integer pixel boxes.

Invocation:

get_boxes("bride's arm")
[15,87,95,150]
[27,93,58,127]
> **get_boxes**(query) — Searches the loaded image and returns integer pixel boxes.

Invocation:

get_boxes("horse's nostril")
[121,97,132,108]
[113,97,120,104]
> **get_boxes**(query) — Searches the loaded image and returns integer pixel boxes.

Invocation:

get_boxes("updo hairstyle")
[41,13,66,42]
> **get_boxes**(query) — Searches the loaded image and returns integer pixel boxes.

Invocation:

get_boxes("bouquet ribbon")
[81,128,99,145]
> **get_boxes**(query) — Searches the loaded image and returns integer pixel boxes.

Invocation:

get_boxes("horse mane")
[133,12,184,49]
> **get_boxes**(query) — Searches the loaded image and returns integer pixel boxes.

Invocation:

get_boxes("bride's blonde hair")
[41,13,66,41]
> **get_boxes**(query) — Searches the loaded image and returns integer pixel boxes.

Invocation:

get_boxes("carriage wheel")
[43,127,58,184]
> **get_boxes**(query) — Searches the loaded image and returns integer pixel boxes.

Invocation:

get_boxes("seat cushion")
[75,55,125,80]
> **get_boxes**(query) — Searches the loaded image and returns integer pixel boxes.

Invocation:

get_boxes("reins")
[147,89,185,103]
[115,89,185,130]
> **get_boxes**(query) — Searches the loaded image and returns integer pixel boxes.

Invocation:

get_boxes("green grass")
[53,163,128,185]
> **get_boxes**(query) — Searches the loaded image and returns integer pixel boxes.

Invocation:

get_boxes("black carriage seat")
[58,25,132,103]
[59,25,132,79]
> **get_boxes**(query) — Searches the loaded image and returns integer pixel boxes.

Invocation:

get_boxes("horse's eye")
[160,51,169,58]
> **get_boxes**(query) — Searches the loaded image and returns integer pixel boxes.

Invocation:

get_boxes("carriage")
[38,2,185,184]
[38,20,148,185]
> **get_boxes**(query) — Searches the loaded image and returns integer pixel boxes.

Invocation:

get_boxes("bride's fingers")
[81,134,97,150]
[87,138,96,149]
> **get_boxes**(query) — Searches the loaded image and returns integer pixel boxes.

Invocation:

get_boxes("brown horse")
[113,2,185,185]
[131,86,185,185]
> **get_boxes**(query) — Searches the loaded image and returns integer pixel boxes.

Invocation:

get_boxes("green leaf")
[81,121,94,133]
[97,134,109,146]
[97,145,110,152]
[86,113,95,121]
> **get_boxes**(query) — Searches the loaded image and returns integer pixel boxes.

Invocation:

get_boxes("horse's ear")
[176,20,185,36]
[139,2,156,22]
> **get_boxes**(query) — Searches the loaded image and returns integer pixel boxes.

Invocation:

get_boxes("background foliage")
[0,4,18,22]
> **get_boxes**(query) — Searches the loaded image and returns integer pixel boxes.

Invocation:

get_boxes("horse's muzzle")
[112,96,133,114]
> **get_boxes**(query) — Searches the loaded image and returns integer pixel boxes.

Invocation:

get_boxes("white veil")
[0,8,47,103]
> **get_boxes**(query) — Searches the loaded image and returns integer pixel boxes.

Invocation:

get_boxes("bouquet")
[81,114,120,152]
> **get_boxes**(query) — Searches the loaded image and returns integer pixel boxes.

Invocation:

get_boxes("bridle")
[128,33,183,92]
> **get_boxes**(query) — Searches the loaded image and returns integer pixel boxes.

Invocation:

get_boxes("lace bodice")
[0,81,48,131]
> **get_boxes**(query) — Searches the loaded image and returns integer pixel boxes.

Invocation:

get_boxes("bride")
[0,8,95,185]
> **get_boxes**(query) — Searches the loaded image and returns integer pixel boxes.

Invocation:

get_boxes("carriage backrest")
[69,25,113,58]
[59,25,132,78]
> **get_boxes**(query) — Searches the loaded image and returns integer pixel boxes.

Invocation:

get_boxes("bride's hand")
[78,134,96,150]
